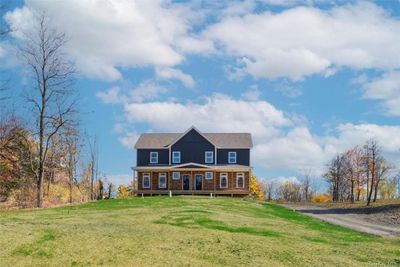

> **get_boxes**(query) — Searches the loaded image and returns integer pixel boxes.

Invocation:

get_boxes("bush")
[312,194,330,203]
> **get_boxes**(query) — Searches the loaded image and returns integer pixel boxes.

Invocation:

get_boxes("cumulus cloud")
[5,0,201,81]
[115,94,400,174]
[96,81,168,104]
[155,67,195,88]
[203,2,400,80]
[123,93,292,138]
[360,71,400,116]
[241,85,262,101]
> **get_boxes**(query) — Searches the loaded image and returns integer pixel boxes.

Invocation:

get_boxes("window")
[142,173,150,188]
[150,152,158,164]
[172,172,180,180]
[172,151,181,164]
[236,173,244,188]
[205,151,213,163]
[228,151,237,164]
[205,172,213,180]
[159,173,167,188]
[220,173,228,188]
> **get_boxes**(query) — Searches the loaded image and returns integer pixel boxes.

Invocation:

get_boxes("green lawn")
[0,197,399,266]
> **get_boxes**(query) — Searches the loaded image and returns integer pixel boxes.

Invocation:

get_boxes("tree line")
[324,139,398,205]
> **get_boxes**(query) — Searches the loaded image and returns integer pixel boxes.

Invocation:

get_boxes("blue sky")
[1,0,400,188]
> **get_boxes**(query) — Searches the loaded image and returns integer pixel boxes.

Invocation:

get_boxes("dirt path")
[280,204,400,237]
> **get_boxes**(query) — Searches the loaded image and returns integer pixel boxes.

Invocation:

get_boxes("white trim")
[172,151,181,164]
[158,173,167,188]
[167,126,217,148]
[228,151,237,164]
[172,171,180,180]
[172,162,213,169]
[205,151,213,164]
[150,151,158,164]
[220,173,228,188]
[236,173,244,188]
[205,171,213,180]
[142,173,150,188]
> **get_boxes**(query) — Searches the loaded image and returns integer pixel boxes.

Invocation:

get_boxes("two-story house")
[133,126,253,196]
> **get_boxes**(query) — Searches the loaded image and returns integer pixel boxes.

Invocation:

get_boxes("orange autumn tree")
[250,174,265,201]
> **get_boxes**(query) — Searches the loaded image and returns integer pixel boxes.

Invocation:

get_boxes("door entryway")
[183,175,190,190]
[195,175,202,191]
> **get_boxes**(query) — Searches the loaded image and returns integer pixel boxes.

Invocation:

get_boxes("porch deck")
[135,189,250,196]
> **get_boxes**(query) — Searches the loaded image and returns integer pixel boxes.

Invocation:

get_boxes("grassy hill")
[0,197,399,266]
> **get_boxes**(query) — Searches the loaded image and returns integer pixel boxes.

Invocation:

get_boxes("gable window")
[172,172,180,180]
[220,173,228,188]
[205,172,213,180]
[205,151,214,164]
[159,173,167,188]
[172,151,181,164]
[228,151,237,164]
[236,173,244,188]
[142,173,150,189]
[150,152,158,164]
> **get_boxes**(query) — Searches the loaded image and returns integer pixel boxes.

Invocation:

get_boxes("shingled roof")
[134,128,253,149]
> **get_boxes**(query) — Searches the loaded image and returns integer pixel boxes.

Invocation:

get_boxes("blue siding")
[137,149,169,166]
[217,149,250,166]
[171,129,215,164]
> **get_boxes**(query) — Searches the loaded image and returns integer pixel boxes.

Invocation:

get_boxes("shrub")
[312,194,330,203]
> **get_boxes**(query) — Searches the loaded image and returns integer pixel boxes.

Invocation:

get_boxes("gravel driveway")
[280,204,400,237]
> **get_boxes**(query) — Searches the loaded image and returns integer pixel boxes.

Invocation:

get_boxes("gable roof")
[134,127,253,149]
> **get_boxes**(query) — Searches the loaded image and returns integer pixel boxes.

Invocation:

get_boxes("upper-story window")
[228,151,237,164]
[150,152,158,164]
[205,151,213,163]
[172,151,181,164]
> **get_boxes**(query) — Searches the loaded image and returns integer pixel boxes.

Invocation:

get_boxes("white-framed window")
[159,173,167,188]
[220,173,228,188]
[236,173,244,188]
[172,151,181,164]
[205,172,213,180]
[172,172,180,180]
[142,173,150,189]
[228,151,237,164]
[205,151,213,163]
[150,152,158,164]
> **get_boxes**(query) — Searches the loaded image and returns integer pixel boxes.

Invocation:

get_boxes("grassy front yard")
[0,197,399,266]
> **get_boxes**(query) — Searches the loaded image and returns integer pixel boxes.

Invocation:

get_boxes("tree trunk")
[351,180,354,203]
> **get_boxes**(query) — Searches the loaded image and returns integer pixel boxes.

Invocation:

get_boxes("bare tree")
[300,169,315,202]
[0,3,11,102]
[373,157,391,202]
[365,140,380,206]
[325,154,347,202]
[87,135,98,200]
[18,14,76,207]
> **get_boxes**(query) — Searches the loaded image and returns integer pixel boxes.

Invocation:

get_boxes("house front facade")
[133,126,253,196]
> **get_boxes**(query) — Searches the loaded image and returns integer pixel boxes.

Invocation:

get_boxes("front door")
[183,175,190,190]
[195,175,202,191]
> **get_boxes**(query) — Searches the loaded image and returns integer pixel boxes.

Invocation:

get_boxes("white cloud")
[5,0,199,81]
[203,2,400,80]
[96,86,124,104]
[118,95,400,173]
[361,71,400,116]
[96,81,168,104]
[241,85,262,101]
[155,67,195,88]
[123,93,292,139]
